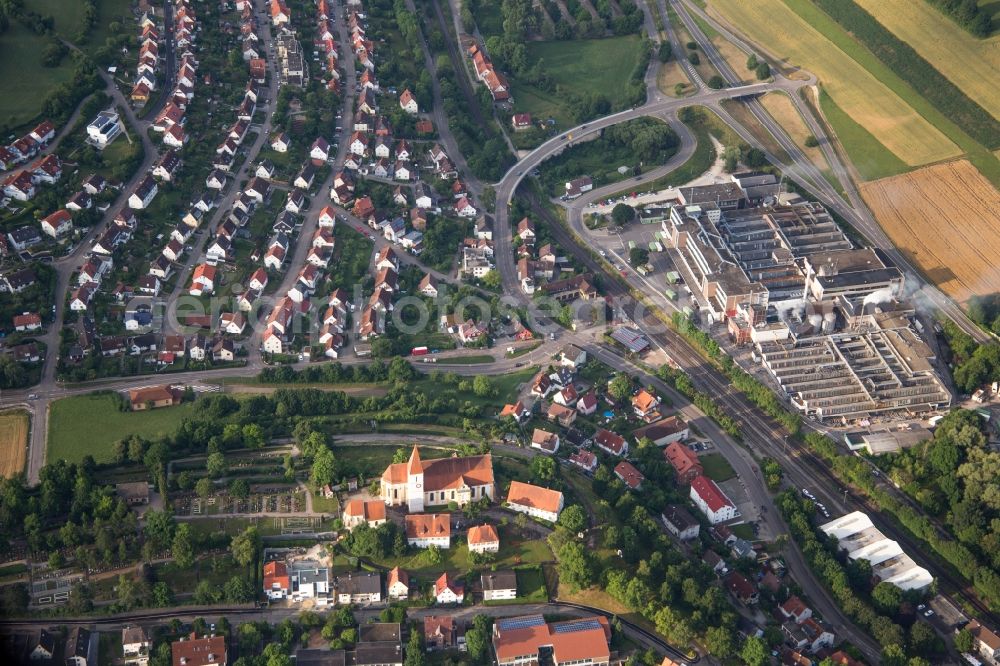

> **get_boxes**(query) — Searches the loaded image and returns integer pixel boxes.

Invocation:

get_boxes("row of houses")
[0,119,56,171]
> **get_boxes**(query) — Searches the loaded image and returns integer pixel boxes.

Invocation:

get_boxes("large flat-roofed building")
[492,615,611,666]
[801,248,903,302]
[756,324,950,422]
[820,511,932,591]
[381,445,494,512]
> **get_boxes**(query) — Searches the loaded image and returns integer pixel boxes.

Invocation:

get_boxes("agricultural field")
[853,0,1000,124]
[707,0,960,171]
[758,92,832,176]
[510,36,643,130]
[859,160,1000,305]
[48,393,197,465]
[0,410,29,479]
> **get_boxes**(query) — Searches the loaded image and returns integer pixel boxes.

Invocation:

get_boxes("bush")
[804,135,819,148]
[707,75,725,89]
[658,42,672,62]
[754,62,770,80]
[686,41,697,50]
[688,52,700,66]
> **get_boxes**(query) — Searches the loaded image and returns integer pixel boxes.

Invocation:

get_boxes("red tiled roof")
[507,480,562,515]
[691,475,734,512]
[467,524,498,545]
[405,513,451,539]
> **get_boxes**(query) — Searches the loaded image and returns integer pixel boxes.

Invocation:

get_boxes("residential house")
[387,567,410,600]
[264,561,290,600]
[661,504,700,540]
[664,441,702,483]
[614,461,645,490]
[434,572,464,605]
[40,209,73,238]
[467,524,499,553]
[129,175,158,209]
[342,499,387,530]
[424,616,457,651]
[399,88,419,114]
[595,429,628,457]
[122,626,151,666]
[507,480,563,523]
[633,416,690,447]
[530,428,559,454]
[334,572,382,604]
[690,475,737,524]
[406,513,452,549]
[569,450,598,473]
[170,633,227,666]
[482,570,517,602]
[631,389,661,421]
[723,571,758,605]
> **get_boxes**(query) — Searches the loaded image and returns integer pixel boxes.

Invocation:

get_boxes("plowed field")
[0,411,28,479]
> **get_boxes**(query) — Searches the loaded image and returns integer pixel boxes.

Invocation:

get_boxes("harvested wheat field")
[709,0,959,167]
[760,92,830,173]
[0,411,28,478]
[860,160,1000,304]
[853,0,1000,123]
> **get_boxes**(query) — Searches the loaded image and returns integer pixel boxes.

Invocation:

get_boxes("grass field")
[511,36,643,131]
[0,410,28,479]
[860,160,1000,305]
[707,0,960,170]
[87,0,133,53]
[813,88,909,182]
[32,0,86,35]
[48,394,197,464]
[853,0,1000,125]
[759,92,832,175]
[657,58,694,97]
[699,452,736,482]
[719,99,791,164]
[0,22,77,129]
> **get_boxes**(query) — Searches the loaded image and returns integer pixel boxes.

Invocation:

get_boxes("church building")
[380,446,495,512]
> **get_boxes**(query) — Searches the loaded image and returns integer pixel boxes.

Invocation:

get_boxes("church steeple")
[407,445,422,474]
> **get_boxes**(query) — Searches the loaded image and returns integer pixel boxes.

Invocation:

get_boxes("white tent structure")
[820,511,933,591]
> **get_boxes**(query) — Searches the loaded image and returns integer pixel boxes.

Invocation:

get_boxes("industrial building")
[661,189,949,424]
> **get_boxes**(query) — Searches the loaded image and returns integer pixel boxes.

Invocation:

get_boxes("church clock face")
[415,482,422,488]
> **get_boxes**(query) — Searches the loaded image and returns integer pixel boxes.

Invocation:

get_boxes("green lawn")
[515,566,548,601]
[87,0,134,53]
[48,393,197,464]
[32,0,86,36]
[511,36,643,131]
[815,87,909,182]
[471,0,505,37]
[730,523,755,540]
[311,492,341,514]
[0,22,77,129]
[436,355,495,365]
[699,452,736,482]
[376,524,552,577]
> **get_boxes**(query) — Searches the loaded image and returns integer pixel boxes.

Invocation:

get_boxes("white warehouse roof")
[820,511,933,591]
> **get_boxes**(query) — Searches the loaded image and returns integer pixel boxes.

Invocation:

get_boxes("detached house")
[129,175,158,209]
[388,567,410,600]
[406,513,452,549]
[41,209,73,238]
[507,480,563,523]
[434,572,464,605]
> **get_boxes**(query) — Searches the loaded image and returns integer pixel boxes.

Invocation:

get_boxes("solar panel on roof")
[552,619,602,634]
[497,616,546,631]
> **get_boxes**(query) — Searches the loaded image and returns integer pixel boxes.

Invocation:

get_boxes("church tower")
[406,445,424,512]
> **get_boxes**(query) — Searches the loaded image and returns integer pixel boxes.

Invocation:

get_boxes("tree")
[117,574,137,610]
[608,373,632,402]
[704,626,734,658]
[740,636,768,666]
[404,628,423,666]
[473,375,494,397]
[531,455,556,482]
[172,523,195,568]
[310,447,338,490]
[465,624,489,663]
[707,75,725,89]
[955,628,975,653]
[804,134,819,148]
[195,477,215,500]
[688,52,700,66]
[611,203,634,226]
[230,478,250,499]
[207,452,227,478]
[242,424,266,448]
[658,42,672,62]
[871,581,902,614]
[755,62,770,80]
[224,575,255,602]
[230,526,260,567]
[746,53,758,70]
[559,504,587,533]
[557,542,595,590]
[152,581,173,607]
[629,247,649,266]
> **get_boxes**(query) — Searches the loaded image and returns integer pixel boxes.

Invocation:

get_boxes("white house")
[405,513,451,549]
[467,524,499,554]
[690,475,737,524]
[506,480,563,523]
[434,572,464,605]
[482,571,517,602]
